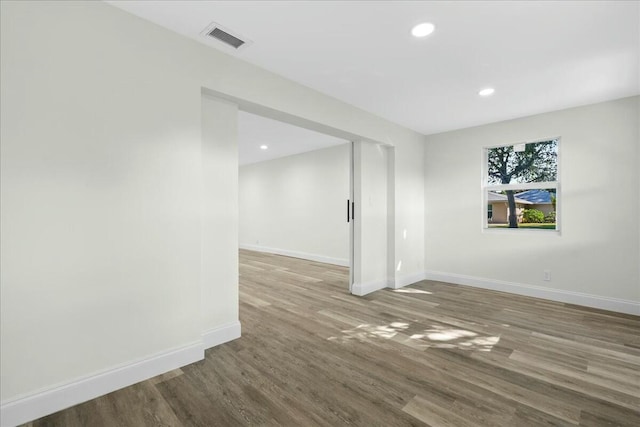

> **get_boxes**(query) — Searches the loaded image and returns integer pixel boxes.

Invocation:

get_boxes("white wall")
[201,96,240,344]
[424,96,640,314]
[1,0,206,405]
[352,142,391,294]
[239,144,350,266]
[1,1,425,424]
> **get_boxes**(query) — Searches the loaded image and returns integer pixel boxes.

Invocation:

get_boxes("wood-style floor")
[26,250,640,426]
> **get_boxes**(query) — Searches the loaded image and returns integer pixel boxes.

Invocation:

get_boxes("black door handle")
[347,199,350,222]
[352,201,354,220]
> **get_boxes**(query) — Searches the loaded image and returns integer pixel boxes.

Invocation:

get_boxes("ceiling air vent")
[201,22,252,51]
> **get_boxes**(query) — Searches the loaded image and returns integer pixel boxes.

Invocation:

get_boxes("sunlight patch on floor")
[328,322,500,351]
[424,328,477,341]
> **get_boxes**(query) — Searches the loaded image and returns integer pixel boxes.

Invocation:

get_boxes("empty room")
[1,1,638,426]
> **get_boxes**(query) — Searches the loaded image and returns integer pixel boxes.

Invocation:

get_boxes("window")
[483,139,559,231]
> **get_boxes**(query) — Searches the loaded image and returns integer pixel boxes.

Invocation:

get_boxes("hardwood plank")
[26,250,640,426]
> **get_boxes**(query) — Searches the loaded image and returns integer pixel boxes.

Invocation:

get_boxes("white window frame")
[481,137,561,233]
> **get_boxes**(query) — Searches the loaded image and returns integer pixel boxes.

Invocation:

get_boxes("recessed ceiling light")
[411,22,435,38]
[478,88,495,97]
[260,145,268,150]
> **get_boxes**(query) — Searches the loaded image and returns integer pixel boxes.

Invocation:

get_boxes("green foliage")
[544,211,556,223]
[522,209,545,223]
[487,140,558,185]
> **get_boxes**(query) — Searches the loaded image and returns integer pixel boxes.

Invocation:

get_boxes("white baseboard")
[240,244,349,267]
[352,279,388,296]
[0,342,204,427]
[202,321,241,349]
[392,271,428,289]
[424,270,640,315]
[1,321,243,427]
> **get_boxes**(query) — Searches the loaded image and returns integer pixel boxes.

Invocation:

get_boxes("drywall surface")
[201,96,239,335]
[0,0,425,419]
[352,142,389,290]
[1,1,205,404]
[424,96,640,308]
[239,144,350,265]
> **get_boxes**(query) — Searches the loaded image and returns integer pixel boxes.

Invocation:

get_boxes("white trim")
[392,271,428,289]
[239,244,349,267]
[202,321,241,349]
[349,141,355,292]
[483,226,561,236]
[351,279,387,296]
[386,146,396,295]
[424,270,640,316]
[0,342,204,427]
[485,181,558,192]
[483,136,562,151]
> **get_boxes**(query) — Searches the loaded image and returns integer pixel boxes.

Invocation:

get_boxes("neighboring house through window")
[484,139,559,230]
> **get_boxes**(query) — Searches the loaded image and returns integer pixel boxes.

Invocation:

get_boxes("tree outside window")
[484,139,559,230]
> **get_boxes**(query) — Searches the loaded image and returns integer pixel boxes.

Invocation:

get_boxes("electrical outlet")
[543,270,551,281]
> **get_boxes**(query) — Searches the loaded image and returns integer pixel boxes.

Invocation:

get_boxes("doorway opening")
[202,88,395,295]
[238,110,352,290]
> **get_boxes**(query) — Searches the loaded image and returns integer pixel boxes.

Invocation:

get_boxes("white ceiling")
[108,0,639,158]
[238,111,347,166]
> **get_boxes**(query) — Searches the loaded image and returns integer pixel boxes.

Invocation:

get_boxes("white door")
[350,141,391,295]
